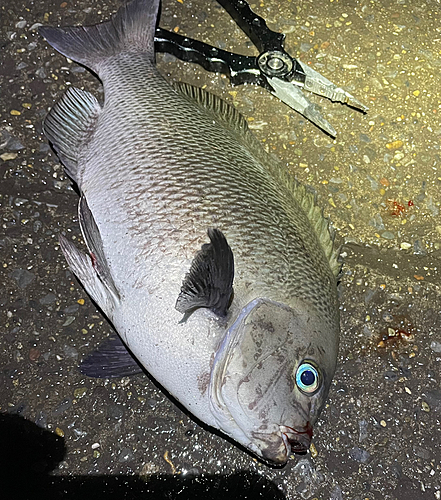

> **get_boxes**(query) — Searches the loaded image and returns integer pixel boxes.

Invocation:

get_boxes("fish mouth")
[280,422,313,454]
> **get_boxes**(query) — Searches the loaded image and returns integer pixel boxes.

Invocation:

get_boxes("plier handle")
[154,0,368,136]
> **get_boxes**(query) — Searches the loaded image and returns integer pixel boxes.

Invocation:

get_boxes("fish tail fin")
[38,0,159,73]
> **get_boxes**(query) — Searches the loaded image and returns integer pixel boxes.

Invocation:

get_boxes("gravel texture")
[1,0,440,499]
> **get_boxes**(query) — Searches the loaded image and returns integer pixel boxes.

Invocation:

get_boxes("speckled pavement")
[1,1,440,498]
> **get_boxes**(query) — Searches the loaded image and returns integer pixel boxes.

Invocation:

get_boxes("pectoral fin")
[175,228,234,317]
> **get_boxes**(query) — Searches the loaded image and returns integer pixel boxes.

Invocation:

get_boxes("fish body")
[40,0,340,464]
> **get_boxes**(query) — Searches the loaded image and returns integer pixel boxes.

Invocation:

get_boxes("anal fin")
[78,195,120,300]
[59,235,118,317]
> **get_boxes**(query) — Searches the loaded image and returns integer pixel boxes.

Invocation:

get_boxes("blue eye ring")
[295,361,320,394]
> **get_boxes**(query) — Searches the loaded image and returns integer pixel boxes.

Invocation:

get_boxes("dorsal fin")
[174,82,250,136]
[175,83,340,276]
[175,228,234,317]
[285,180,341,277]
[43,86,101,184]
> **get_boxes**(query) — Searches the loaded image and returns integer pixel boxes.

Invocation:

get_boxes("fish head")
[209,297,338,465]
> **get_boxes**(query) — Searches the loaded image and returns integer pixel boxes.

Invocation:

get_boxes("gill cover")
[210,297,334,463]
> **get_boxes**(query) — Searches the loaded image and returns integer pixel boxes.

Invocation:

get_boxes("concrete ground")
[1,0,440,498]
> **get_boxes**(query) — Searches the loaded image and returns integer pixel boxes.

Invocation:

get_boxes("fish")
[39,0,341,465]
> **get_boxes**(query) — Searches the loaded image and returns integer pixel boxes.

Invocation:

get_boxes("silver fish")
[40,0,341,465]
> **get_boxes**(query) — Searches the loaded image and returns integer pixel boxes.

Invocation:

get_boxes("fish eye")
[295,361,320,394]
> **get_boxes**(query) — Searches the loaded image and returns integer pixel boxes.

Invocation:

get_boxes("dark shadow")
[0,412,66,497]
[0,413,286,500]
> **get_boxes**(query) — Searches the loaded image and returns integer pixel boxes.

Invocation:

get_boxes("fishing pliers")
[154,0,368,137]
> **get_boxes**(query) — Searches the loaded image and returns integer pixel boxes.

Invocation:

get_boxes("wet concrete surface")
[1,0,440,498]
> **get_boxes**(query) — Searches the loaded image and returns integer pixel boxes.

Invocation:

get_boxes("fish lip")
[280,423,313,454]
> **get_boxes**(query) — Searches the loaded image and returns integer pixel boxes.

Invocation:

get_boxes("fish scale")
[89,79,305,297]
[90,75,327,308]
[40,0,340,464]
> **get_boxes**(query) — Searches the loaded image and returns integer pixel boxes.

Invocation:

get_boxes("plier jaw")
[155,0,368,136]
